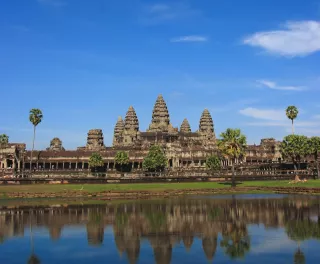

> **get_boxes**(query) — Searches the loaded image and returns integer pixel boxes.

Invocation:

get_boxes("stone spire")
[199,109,214,134]
[114,116,125,136]
[180,118,191,133]
[113,116,124,146]
[124,106,139,132]
[148,94,171,132]
[47,137,65,151]
[86,129,104,150]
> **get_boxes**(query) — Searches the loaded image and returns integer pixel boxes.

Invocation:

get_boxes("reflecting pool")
[1,194,320,263]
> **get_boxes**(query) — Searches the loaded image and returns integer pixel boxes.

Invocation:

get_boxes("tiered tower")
[113,116,125,146]
[148,94,177,133]
[123,106,140,146]
[47,137,65,151]
[199,109,216,143]
[180,118,191,133]
[86,129,105,151]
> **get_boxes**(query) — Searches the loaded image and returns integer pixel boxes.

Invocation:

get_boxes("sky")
[0,0,320,150]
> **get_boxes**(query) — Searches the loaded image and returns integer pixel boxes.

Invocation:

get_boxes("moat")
[1,194,320,264]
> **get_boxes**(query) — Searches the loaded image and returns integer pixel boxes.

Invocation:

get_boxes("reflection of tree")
[294,248,305,264]
[28,254,40,264]
[285,207,320,264]
[28,211,40,264]
[144,211,166,232]
[220,224,250,259]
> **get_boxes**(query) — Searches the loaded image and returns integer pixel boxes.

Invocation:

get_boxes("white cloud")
[257,80,305,91]
[243,21,320,57]
[148,4,170,13]
[170,35,208,42]
[142,3,201,24]
[239,107,286,121]
[37,0,66,7]
[312,114,320,119]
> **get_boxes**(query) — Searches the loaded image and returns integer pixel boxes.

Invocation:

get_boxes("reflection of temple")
[1,95,288,173]
[1,197,320,263]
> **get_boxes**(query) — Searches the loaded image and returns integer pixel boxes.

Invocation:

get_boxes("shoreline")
[1,185,320,203]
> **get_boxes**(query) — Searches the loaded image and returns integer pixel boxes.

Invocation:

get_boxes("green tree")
[29,109,43,172]
[0,134,9,171]
[142,145,167,173]
[308,137,320,179]
[281,135,309,171]
[0,134,9,148]
[218,129,247,187]
[294,248,305,264]
[88,152,104,174]
[286,106,299,135]
[206,155,221,175]
[220,225,250,259]
[115,151,130,174]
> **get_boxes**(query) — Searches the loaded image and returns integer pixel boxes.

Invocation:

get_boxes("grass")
[0,180,319,195]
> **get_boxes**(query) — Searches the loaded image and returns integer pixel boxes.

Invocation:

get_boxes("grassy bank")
[0,180,320,194]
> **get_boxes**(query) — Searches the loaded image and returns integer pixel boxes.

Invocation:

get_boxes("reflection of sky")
[1,224,320,264]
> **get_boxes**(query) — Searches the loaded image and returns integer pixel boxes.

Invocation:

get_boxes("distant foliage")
[281,135,309,167]
[0,134,9,148]
[88,152,104,169]
[142,145,167,172]
[286,106,299,134]
[115,151,129,166]
[308,136,320,178]
[218,128,247,160]
[206,155,221,172]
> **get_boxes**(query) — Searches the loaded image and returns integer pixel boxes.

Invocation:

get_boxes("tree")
[286,106,299,135]
[142,145,167,173]
[88,152,104,174]
[29,109,43,172]
[115,151,130,174]
[308,137,320,179]
[0,134,9,173]
[206,155,221,175]
[218,128,247,187]
[0,134,9,148]
[281,135,309,172]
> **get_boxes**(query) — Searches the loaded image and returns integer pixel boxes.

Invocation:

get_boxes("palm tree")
[0,134,9,173]
[0,134,9,147]
[286,106,299,135]
[218,128,247,187]
[28,211,40,264]
[29,109,43,172]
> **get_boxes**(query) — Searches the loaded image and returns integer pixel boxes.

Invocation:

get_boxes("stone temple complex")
[0,94,284,172]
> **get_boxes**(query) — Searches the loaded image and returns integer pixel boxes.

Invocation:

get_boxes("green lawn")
[0,180,319,194]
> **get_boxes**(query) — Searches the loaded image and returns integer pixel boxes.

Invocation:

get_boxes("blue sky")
[1,0,320,150]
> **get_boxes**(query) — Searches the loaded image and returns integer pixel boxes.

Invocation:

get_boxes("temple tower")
[113,116,125,146]
[180,118,191,133]
[123,106,140,146]
[86,129,105,151]
[47,137,65,151]
[199,109,216,143]
[148,95,170,132]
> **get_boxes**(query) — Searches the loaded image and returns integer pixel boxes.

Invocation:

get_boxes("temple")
[0,94,284,173]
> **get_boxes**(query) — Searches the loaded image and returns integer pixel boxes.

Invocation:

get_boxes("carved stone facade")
[1,95,287,171]
[47,138,65,151]
[85,129,105,151]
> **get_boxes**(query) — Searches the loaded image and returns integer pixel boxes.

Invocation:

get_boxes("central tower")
[148,94,172,132]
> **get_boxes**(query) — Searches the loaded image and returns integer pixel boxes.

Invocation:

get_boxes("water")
[1,194,320,264]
